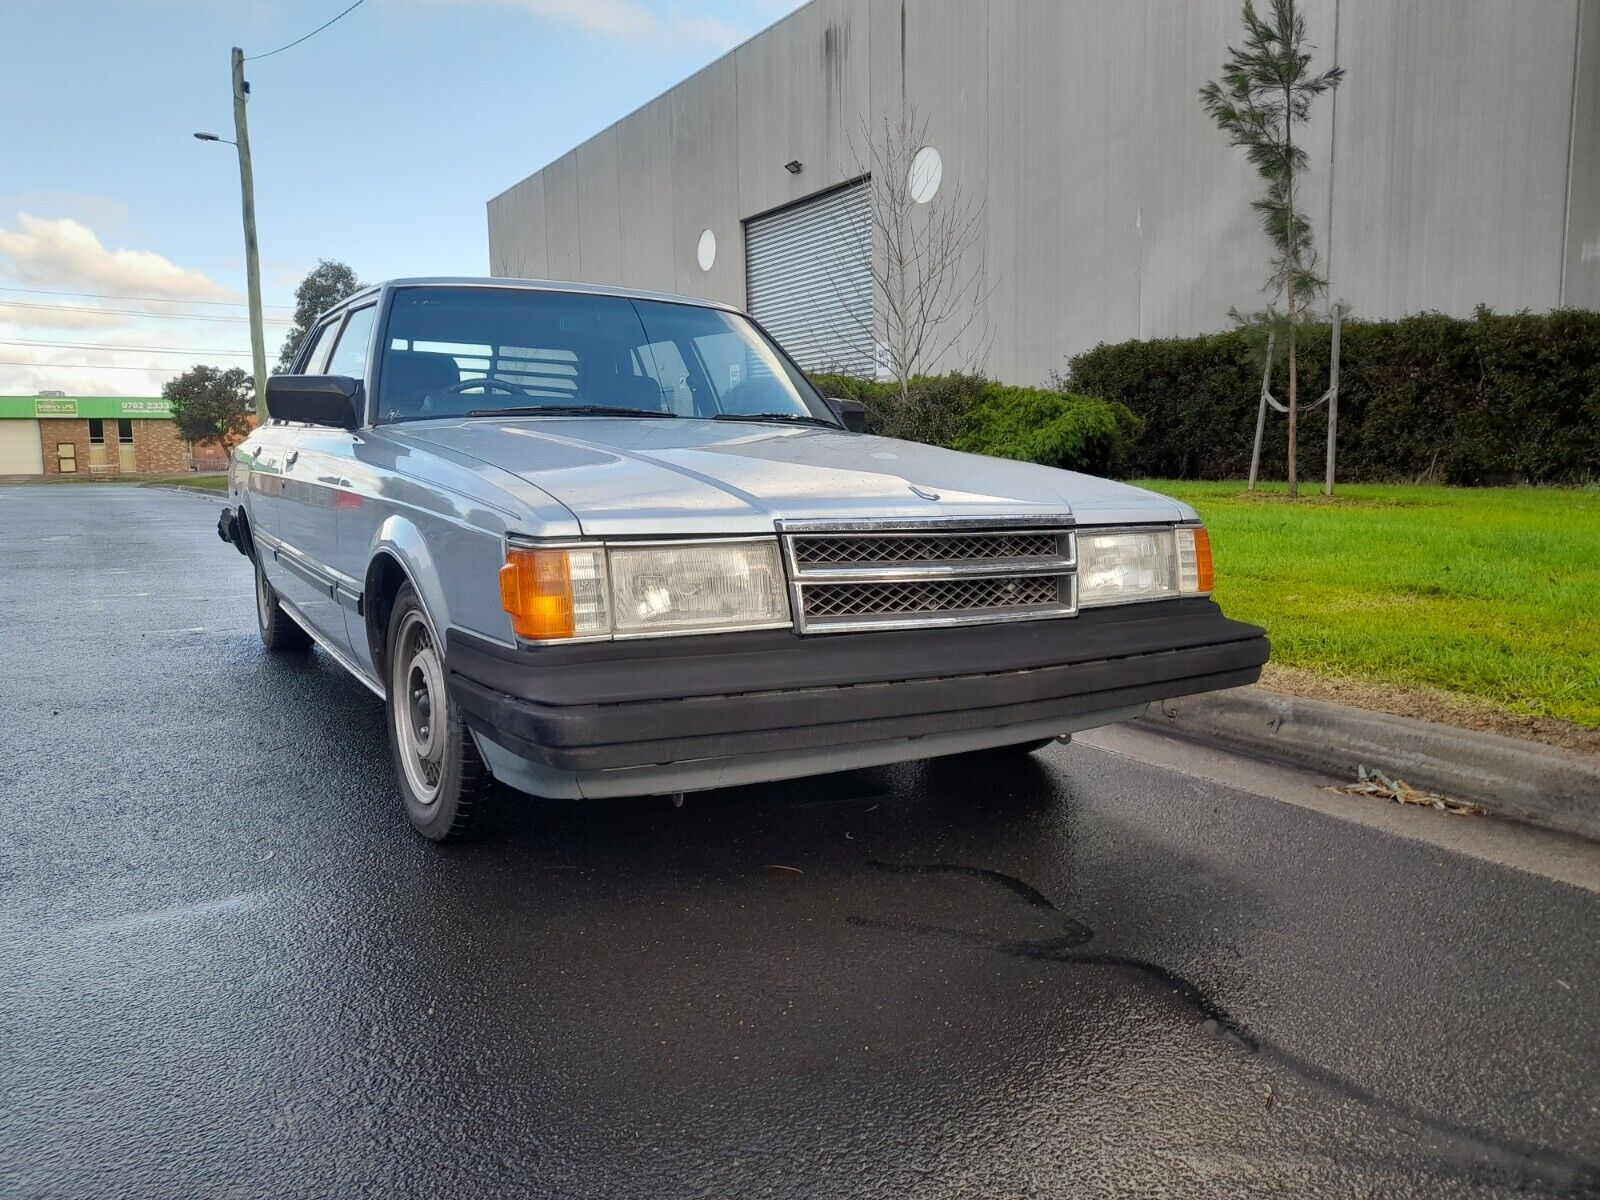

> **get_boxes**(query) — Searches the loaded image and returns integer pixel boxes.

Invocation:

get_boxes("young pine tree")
[1201,0,1343,497]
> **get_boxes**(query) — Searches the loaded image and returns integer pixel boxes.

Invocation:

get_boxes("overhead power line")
[0,300,291,324]
[0,284,291,311]
[0,338,251,357]
[0,360,194,373]
[247,0,366,61]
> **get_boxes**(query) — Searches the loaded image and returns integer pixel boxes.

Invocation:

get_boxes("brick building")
[0,395,235,477]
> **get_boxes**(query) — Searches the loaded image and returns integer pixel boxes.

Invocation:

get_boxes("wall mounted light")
[784,160,802,174]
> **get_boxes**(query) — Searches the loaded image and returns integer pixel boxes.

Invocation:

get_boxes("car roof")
[326,276,746,319]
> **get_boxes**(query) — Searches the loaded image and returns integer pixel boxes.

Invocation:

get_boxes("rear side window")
[326,306,376,379]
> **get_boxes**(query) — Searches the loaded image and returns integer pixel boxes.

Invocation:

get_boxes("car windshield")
[375,285,835,425]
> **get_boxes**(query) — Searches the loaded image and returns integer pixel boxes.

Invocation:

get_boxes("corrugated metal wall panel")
[744,182,873,375]
[489,0,1585,386]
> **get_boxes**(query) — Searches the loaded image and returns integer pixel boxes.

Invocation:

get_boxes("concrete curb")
[147,485,227,500]
[1137,686,1600,842]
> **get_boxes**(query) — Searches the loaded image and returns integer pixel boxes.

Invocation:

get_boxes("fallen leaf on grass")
[1328,765,1484,816]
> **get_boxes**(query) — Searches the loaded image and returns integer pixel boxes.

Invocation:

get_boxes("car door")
[246,316,335,612]
[276,304,376,655]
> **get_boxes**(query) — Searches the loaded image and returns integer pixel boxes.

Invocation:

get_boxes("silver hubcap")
[393,610,445,805]
[255,563,271,630]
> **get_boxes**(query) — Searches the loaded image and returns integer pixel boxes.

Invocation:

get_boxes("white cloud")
[424,0,743,44]
[0,213,240,302]
[0,356,171,398]
[0,328,254,397]
[0,213,276,394]
[527,0,657,37]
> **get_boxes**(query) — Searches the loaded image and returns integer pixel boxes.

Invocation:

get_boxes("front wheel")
[385,586,496,842]
[255,553,312,652]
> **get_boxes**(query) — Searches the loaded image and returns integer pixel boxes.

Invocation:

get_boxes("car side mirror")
[826,396,869,433]
[265,375,363,429]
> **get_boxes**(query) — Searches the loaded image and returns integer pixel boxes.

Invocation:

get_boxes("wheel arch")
[362,516,451,687]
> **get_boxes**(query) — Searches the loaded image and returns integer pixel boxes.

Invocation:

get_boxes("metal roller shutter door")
[0,420,44,475]
[744,182,874,376]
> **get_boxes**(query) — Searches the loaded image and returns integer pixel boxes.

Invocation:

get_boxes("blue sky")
[0,0,803,394]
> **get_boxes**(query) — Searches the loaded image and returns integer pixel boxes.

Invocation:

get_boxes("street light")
[193,48,268,417]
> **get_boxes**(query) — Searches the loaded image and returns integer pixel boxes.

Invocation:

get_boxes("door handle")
[285,450,300,468]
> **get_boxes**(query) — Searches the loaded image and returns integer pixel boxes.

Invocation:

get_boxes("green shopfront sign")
[0,396,173,420]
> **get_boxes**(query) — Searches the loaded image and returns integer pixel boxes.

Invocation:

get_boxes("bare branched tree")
[832,110,992,401]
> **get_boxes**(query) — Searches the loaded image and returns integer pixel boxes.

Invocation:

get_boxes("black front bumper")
[445,598,1269,773]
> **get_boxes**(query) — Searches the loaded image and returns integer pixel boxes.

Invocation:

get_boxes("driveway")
[3,485,1597,1199]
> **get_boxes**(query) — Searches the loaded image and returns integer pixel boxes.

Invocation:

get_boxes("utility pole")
[231,47,268,418]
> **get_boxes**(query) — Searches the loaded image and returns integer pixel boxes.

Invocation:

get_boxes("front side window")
[375,287,833,426]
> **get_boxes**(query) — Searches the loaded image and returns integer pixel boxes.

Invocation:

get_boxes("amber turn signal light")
[1192,525,1214,593]
[499,547,576,640]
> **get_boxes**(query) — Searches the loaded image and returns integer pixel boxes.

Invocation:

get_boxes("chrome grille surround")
[779,515,1077,634]
[791,530,1061,566]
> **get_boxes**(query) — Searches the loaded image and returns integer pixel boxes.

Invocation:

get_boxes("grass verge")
[139,474,228,491]
[1137,481,1600,737]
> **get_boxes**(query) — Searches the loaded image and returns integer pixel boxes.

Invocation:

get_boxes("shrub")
[808,371,1141,475]
[1065,308,1600,484]
[955,387,1141,475]
[809,372,988,445]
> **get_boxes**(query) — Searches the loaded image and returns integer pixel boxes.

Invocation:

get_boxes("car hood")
[392,416,1192,536]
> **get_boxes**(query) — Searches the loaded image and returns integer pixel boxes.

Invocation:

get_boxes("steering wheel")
[417,376,538,418]
[440,377,535,397]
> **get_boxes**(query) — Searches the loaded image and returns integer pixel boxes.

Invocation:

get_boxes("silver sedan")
[219,278,1266,841]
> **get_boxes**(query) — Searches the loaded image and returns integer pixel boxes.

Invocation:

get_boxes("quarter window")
[298,319,339,374]
[327,305,376,379]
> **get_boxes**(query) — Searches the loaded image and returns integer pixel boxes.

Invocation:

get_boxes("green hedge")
[808,372,1140,475]
[955,385,1141,476]
[1065,308,1600,484]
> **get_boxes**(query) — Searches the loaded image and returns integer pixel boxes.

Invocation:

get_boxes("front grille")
[803,575,1063,619]
[780,518,1077,633]
[791,530,1061,566]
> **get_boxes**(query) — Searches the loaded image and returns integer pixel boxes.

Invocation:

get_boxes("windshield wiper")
[465,405,676,419]
[710,412,840,428]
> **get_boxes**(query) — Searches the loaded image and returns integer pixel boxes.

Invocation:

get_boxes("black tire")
[384,584,496,842]
[254,553,312,652]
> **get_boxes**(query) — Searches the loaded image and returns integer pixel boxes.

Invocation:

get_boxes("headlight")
[1077,525,1212,607]
[609,542,789,634]
[500,540,790,640]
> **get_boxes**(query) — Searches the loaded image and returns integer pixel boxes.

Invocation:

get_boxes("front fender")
[367,514,451,635]
[362,509,516,669]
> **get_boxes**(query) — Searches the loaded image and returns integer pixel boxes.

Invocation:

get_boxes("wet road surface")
[3,485,1599,1199]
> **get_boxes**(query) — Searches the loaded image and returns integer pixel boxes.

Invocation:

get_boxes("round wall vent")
[908,146,943,204]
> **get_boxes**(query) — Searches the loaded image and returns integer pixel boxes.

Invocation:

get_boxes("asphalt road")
[3,484,1598,1199]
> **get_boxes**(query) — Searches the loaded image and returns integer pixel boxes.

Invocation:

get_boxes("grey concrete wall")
[487,0,1590,385]
[1564,0,1600,310]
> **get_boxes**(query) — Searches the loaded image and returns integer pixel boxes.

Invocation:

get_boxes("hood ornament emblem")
[910,485,941,501]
